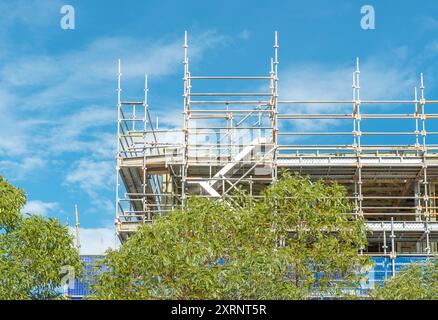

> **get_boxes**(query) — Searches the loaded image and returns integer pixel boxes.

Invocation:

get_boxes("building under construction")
[115,32,438,273]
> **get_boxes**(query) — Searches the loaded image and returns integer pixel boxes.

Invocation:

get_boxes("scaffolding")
[115,32,438,271]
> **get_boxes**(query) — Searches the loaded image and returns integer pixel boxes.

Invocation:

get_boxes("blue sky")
[1,0,438,253]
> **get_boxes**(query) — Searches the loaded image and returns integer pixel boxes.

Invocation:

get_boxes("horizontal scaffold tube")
[278,100,438,104]
[190,76,271,80]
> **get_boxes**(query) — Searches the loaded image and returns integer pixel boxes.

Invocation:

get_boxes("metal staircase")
[198,137,268,197]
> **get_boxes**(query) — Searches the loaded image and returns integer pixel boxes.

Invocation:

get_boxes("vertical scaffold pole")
[115,59,122,229]
[182,31,190,209]
[414,84,422,250]
[383,229,387,255]
[420,73,431,254]
[268,57,274,146]
[143,74,149,221]
[390,217,396,277]
[415,181,421,224]
[420,74,427,151]
[355,58,362,149]
[273,31,279,181]
[414,87,420,152]
[352,60,358,218]
[353,58,363,219]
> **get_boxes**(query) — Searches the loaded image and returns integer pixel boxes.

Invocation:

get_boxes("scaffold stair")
[199,137,267,197]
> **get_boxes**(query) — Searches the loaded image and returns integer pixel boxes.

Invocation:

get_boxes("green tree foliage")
[0,176,82,300]
[371,260,438,300]
[92,172,370,299]
[0,176,25,231]
[259,171,370,297]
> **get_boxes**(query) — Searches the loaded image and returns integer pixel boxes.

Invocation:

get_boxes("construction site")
[114,32,438,278]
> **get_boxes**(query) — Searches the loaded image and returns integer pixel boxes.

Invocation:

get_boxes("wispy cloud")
[70,226,117,255]
[0,0,62,60]
[0,0,60,28]
[22,200,59,216]
[48,105,115,156]
[1,31,227,110]
[65,159,115,214]
[279,57,415,113]
[0,157,45,180]
[280,58,415,105]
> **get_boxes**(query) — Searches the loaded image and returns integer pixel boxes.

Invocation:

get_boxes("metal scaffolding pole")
[182,30,190,210]
[272,31,279,182]
[390,217,396,277]
[353,58,363,218]
[420,73,431,255]
[143,74,149,221]
[115,59,122,230]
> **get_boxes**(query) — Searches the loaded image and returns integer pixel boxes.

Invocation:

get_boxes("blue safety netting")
[67,255,434,298]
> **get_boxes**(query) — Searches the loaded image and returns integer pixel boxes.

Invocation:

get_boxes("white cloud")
[280,59,415,106]
[66,159,113,193]
[276,58,416,135]
[0,0,62,61]
[65,159,115,214]
[0,157,45,180]
[0,31,227,110]
[22,200,58,216]
[0,0,60,28]
[279,63,353,133]
[0,89,30,156]
[48,105,116,156]
[70,226,118,255]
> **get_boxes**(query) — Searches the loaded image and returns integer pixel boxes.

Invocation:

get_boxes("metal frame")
[115,32,438,270]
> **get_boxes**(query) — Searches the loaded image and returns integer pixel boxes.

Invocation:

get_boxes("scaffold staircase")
[199,137,268,197]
